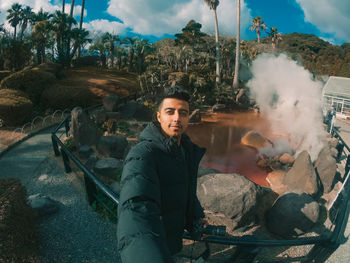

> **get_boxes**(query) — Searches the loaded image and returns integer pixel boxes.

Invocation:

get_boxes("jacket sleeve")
[193,195,205,220]
[117,145,174,263]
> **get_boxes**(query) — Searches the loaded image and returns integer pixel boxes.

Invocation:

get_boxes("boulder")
[96,135,128,159]
[189,109,201,123]
[28,194,60,217]
[282,151,319,196]
[110,181,121,195]
[197,167,222,177]
[279,153,295,165]
[197,173,275,230]
[90,108,107,123]
[266,170,288,195]
[118,101,153,121]
[106,112,122,120]
[314,146,337,193]
[212,104,227,113]
[0,89,33,126]
[78,145,94,159]
[70,107,101,147]
[85,154,99,171]
[266,192,320,238]
[103,94,120,112]
[241,130,272,149]
[94,158,123,178]
[328,137,339,149]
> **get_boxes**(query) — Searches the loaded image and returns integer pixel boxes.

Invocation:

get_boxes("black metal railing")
[51,103,350,255]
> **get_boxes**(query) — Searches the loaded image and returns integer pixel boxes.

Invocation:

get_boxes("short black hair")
[158,86,190,111]
[162,86,190,102]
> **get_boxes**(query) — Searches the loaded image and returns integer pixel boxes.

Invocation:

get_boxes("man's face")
[157,98,189,138]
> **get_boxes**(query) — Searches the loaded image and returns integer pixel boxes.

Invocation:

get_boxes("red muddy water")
[187,111,276,187]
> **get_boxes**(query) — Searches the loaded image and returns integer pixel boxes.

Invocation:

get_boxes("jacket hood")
[139,122,195,155]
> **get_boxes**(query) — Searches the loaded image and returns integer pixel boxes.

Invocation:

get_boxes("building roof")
[323,76,350,98]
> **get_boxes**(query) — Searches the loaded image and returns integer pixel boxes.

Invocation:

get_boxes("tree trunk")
[78,0,85,58]
[213,9,221,89]
[233,0,240,91]
[62,0,65,13]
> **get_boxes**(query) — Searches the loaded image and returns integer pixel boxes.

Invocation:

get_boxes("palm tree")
[70,28,90,59]
[78,0,86,57]
[62,0,66,13]
[233,0,240,91]
[19,6,34,40]
[122,36,138,72]
[6,3,22,39]
[204,0,221,88]
[31,20,52,63]
[102,32,120,67]
[51,10,76,65]
[269,27,282,50]
[250,16,267,43]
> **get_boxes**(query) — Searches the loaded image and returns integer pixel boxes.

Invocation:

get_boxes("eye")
[179,111,188,117]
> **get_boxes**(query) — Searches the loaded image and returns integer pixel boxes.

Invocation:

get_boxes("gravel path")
[0,128,121,263]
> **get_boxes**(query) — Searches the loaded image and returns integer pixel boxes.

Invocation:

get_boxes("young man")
[117,86,206,262]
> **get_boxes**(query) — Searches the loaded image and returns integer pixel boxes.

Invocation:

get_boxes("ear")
[157,111,161,122]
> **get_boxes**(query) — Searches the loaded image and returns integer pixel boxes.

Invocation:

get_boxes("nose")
[173,111,180,121]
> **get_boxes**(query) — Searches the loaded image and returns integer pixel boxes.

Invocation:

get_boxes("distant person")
[117,86,207,262]
[326,106,336,133]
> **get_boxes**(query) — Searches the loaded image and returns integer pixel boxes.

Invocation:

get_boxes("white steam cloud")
[247,53,327,161]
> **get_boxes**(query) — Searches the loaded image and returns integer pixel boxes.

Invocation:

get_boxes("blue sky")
[1,0,349,45]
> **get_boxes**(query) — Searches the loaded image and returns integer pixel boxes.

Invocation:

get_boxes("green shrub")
[63,136,76,151]
[0,89,33,126]
[41,85,99,110]
[0,67,56,104]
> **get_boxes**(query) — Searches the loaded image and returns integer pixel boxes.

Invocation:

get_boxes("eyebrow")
[164,107,189,113]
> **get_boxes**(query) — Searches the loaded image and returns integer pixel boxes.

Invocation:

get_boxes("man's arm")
[117,148,174,263]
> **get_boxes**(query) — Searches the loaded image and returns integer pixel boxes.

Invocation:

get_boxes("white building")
[322,76,350,119]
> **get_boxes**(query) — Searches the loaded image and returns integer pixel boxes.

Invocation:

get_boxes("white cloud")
[296,0,350,43]
[83,19,127,35]
[0,0,86,32]
[107,0,253,38]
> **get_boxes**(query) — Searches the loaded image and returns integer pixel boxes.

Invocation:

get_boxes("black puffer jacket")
[117,122,205,263]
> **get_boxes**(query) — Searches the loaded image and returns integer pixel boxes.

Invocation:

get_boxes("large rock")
[266,170,288,195]
[70,107,101,147]
[78,145,94,159]
[266,192,320,238]
[103,94,120,112]
[94,158,123,177]
[282,151,319,196]
[28,194,60,217]
[197,173,275,230]
[96,135,128,159]
[314,146,337,193]
[118,101,153,121]
[279,153,295,165]
[241,130,272,149]
[189,109,201,123]
[90,108,107,123]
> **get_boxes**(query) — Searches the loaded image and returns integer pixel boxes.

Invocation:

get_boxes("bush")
[0,178,38,263]
[32,62,63,78]
[41,85,99,110]
[0,89,33,126]
[0,67,56,104]
[0,70,11,82]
